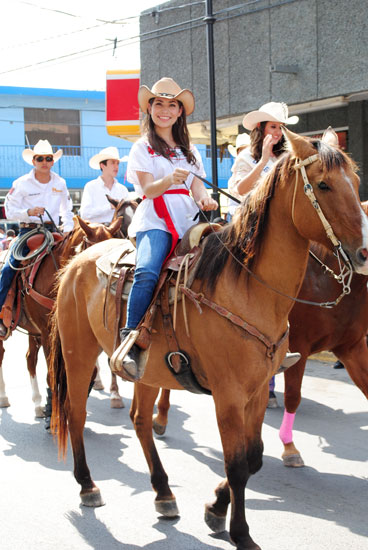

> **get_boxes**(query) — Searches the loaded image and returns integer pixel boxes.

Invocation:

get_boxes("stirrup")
[110,329,141,382]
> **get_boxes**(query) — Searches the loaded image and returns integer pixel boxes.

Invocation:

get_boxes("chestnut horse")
[49,129,368,550]
[0,215,122,415]
[281,231,368,467]
[0,197,137,415]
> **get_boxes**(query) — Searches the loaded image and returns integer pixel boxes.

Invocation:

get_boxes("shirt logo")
[52,187,62,193]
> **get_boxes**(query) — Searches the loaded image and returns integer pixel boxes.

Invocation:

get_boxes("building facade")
[140,0,368,198]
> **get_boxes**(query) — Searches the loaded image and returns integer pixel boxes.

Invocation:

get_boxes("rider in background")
[80,146,129,224]
[0,140,74,338]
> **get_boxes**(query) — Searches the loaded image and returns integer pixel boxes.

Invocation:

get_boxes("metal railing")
[0,144,233,188]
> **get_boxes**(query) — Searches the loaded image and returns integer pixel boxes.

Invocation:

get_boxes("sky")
[1,0,161,91]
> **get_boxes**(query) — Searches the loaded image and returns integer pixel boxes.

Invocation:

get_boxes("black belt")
[20,222,53,229]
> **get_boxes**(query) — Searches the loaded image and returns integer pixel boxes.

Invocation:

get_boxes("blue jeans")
[125,229,172,329]
[0,228,31,311]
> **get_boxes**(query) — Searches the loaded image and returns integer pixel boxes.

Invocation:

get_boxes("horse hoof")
[80,488,105,507]
[282,453,305,467]
[93,381,104,391]
[0,397,10,407]
[110,397,125,409]
[35,406,45,418]
[155,497,179,517]
[204,504,226,533]
[153,418,167,436]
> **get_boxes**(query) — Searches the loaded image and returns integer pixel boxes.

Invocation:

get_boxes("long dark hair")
[144,98,197,165]
[250,121,286,162]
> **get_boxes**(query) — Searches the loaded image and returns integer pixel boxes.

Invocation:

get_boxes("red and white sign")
[106,70,140,138]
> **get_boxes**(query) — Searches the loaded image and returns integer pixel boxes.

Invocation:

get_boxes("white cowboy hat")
[228,133,251,157]
[22,139,63,165]
[242,102,299,131]
[89,146,125,170]
[138,77,195,116]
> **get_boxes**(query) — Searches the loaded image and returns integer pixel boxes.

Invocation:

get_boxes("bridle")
[292,154,353,305]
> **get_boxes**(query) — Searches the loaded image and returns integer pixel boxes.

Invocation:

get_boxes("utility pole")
[204,0,221,218]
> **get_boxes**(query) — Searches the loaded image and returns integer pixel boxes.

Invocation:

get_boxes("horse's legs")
[92,356,105,391]
[66,349,104,506]
[206,387,265,550]
[26,335,44,417]
[0,340,10,408]
[109,370,125,409]
[280,356,307,467]
[152,388,170,435]
[337,337,368,398]
[132,382,179,517]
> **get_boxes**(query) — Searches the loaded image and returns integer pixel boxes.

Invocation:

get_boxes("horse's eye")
[318,181,330,191]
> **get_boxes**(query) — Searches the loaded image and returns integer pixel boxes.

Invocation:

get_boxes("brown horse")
[0,197,137,416]
[49,129,368,550]
[0,216,122,415]
[281,235,368,467]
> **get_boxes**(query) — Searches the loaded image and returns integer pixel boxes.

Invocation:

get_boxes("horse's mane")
[195,139,356,293]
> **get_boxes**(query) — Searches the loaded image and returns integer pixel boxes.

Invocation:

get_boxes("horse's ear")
[108,216,123,236]
[106,194,119,208]
[282,127,316,160]
[361,201,368,216]
[72,215,80,229]
[76,215,94,238]
[321,126,339,147]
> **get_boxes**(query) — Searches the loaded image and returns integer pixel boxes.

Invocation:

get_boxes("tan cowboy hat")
[228,133,251,157]
[138,77,195,116]
[22,139,63,165]
[242,102,299,131]
[89,146,124,170]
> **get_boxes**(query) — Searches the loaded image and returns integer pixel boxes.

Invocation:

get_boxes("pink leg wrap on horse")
[279,411,296,444]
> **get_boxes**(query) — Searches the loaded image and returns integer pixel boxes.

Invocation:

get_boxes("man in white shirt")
[0,139,74,337]
[80,146,129,224]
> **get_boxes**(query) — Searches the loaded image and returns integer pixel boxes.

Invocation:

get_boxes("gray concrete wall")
[140,0,368,119]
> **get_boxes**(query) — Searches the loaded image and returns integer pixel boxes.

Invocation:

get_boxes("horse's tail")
[48,306,68,459]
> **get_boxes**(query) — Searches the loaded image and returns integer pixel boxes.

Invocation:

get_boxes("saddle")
[0,231,63,339]
[96,222,222,377]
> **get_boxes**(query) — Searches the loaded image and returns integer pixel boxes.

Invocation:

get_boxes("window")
[205,145,231,159]
[24,108,81,156]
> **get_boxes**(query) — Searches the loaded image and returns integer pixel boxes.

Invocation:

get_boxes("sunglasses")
[34,155,54,162]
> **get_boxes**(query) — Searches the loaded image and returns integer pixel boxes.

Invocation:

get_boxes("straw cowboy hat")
[22,139,63,165]
[89,146,125,170]
[228,133,251,157]
[242,102,299,131]
[138,77,195,116]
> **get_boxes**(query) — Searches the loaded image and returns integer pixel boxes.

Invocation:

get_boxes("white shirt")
[227,149,276,216]
[80,176,129,223]
[5,169,74,232]
[127,138,206,238]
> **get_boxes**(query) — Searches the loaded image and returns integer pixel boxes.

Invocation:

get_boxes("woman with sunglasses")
[112,77,218,381]
[0,139,74,338]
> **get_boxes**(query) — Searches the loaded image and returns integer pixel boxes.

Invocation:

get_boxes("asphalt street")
[0,331,367,550]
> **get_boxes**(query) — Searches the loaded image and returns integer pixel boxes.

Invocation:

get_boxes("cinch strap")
[143,189,190,260]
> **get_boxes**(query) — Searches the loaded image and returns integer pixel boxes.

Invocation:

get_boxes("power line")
[0,0,297,76]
